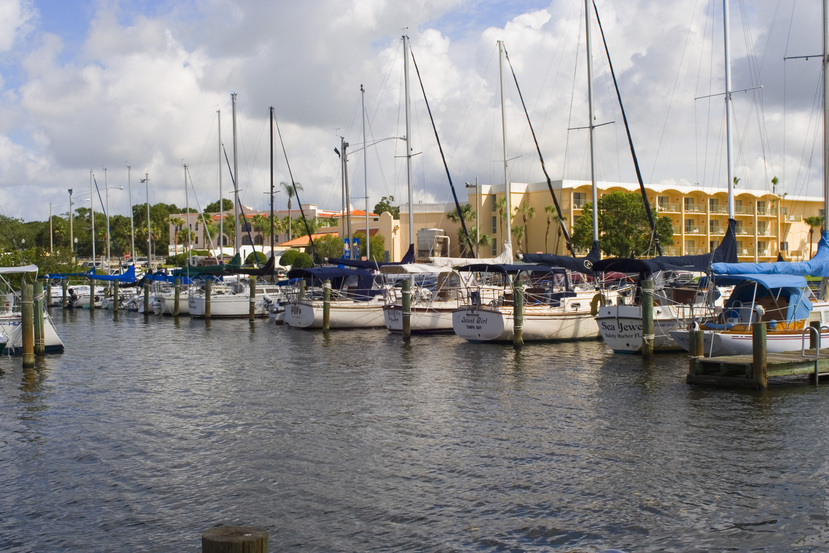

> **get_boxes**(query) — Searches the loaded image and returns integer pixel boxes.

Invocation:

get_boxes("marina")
[3,307,829,551]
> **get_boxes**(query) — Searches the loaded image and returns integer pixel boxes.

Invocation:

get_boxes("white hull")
[0,312,65,354]
[452,304,599,342]
[154,291,190,315]
[189,294,268,318]
[383,303,456,334]
[284,298,386,329]
[595,304,702,354]
[670,327,829,357]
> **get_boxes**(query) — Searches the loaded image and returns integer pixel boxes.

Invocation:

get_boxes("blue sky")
[0,0,823,224]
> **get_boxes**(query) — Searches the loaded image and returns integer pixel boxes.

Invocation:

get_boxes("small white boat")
[0,265,65,354]
[189,278,283,319]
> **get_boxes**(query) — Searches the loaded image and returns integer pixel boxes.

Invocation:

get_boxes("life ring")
[590,293,606,316]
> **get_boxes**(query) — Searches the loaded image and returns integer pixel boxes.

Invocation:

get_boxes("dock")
[686,323,829,389]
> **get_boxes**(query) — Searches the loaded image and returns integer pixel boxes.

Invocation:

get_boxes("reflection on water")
[1,309,829,552]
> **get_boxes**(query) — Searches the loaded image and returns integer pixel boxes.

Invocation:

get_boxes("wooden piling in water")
[21,282,34,367]
[689,328,704,375]
[322,279,331,330]
[202,526,268,553]
[113,280,119,313]
[513,283,524,349]
[402,278,411,341]
[205,279,212,319]
[33,281,44,356]
[752,322,767,390]
[641,278,654,359]
[143,281,150,317]
[249,276,257,322]
[174,277,181,316]
[62,280,68,308]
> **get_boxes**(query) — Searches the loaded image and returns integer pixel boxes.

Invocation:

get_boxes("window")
[684,218,695,233]
[573,192,587,209]
[780,241,788,251]
[491,242,497,256]
[658,196,669,210]
[491,216,497,234]
[684,197,694,211]
[709,197,719,210]
[709,220,720,233]
[758,220,768,235]
[757,201,766,215]
[758,240,767,254]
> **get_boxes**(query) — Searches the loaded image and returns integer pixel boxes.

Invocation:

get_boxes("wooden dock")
[685,323,829,389]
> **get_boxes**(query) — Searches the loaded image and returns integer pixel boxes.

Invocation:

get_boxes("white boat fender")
[590,292,606,316]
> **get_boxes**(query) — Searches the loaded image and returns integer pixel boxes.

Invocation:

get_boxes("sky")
[0,0,824,223]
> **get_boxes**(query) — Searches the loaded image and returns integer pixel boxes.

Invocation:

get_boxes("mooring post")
[513,283,524,349]
[322,279,331,330]
[113,280,120,314]
[205,279,212,319]
[299,279,306,300]
[402,278,412,341]
[752,322,768,390]
[33,281,44,356]
[45,281,51,310]
[174,277,181,316]
[689,328,704,377]
[249,276,257,322]
[143,280,150,317]
[89,280,95,318]
[202,526,268,553]
[641,278,654,359]
[21,281,34,367]
[62,280,68,309]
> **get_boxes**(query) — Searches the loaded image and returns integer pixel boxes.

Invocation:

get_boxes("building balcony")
[657,202,680,213]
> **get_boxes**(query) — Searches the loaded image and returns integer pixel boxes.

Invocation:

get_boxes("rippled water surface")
[2,308,829,552]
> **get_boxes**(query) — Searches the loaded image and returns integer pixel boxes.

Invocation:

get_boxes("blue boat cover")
[707,273,813,322]
[88,264,137,283]
[286,266,378,301]
[712,229,829,277]
[328,244,416,269]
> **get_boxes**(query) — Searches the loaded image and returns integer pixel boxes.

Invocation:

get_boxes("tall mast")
[218,109,223,259]
[584,0,599,250]
[403,35,415,252]
[90,170,96,270]
[232,92,240,256]
[723,0,736,220]
[498,40,512,255]
[145,173,150,268]
[269,107,275,256]
[184,164,191,267]
[824,0,829,225]
[104,167,110,269]
[127,165,134,262]
[362,83,370,260]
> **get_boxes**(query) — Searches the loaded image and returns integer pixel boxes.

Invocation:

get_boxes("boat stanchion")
[322,279,331,331]
[249,276,257,322]
[21,281,34,367]
[641,279,654,359]
[33,280,44,356]
[174,277,181,316]
[402,278,412,341]
[202,526,268,553]
[513,283,524,349]
[752,322,768,390]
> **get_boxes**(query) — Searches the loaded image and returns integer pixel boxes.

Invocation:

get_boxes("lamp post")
[465,178,479,257]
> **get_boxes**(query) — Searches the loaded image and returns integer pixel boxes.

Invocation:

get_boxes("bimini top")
[709,273,813,323]
[712,230,829,278]
[454,263,565,275]
[522,242,601,274]
[286,266,377,301]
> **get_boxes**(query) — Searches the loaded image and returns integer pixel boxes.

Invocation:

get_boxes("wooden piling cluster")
[686,322,829,390]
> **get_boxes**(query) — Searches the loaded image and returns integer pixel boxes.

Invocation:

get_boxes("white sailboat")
[0,265,65,354]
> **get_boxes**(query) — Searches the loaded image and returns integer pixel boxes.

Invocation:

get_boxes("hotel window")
[491,242,497,256]
[758,220,768,235]
[684,219,695,233]
[709,220,720,234]
[491,216,497,234]
[709,240,717,250]
[684,197,694,211]
[709,197,719,211]
[780,241,788,251]
[757,201,766,215]
[758,240,767,254]
[573,192,587,209]
[684,239,695,253]
[658,196,668,210]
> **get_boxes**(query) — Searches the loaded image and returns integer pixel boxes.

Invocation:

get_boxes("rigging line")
[274,117,317,262]
[503,45,576,257]
[593,0,661,255]
[92,174,122,265]
[409,46,476,256]
[185,165,216,253]
[221,144,261,269]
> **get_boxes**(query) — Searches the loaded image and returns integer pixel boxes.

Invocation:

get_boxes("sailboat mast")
[723,0,736,220]
[127,165,135,262]
[270,107,275,256]
[218,109,223,260]
[498,40,512,255]
[362,83,370,260]
[584,0,599,249]
[403,35,415,252]
[232,93,240,256]
[184,164,190,267]
[90,170,96,269]
[145,172,150,268]
[824,0,829,223]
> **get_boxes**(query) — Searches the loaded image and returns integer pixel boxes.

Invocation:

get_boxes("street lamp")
[465,179,479,257]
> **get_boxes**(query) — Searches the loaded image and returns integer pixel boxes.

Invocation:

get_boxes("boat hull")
[670,327,829,357]
[595,304,698,354]
[452,304,599,342]
[383,304,455,334]
[284,299,386,329]
[0,312,65,354]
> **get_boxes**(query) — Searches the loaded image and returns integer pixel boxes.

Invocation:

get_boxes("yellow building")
[399,179,824,263]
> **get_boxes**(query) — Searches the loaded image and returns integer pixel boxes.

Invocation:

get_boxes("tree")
[446,203,476,257]
[315,234,345,259]
[374,195,400,218]
[516,201,535,253]
[204,198,234,214]
[544,204,561,253]
[280,181,304,241]
[571,191,674,258]
[495,197,507,239]
[805,216,824,258]
[170,217,185,253]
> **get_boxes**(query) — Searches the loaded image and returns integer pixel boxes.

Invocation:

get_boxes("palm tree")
[805,215,824,258]
[170,217,185,254]
[516,201,535,253]
[447,203,476,256]
[280,181,303,242]
[544,205,560,253]
[495,197,507,241]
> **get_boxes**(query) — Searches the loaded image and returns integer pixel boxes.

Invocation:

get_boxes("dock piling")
[21,281,34,367]
[751,322,768,390]
[322,279,331,330]
[513,283,524,349]
[33,281,44,356]
[202,526,268,553]
[402,279,411,341]
[249,276,257,322]
[641,279,654,359]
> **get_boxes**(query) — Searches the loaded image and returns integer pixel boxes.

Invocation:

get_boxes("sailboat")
[0,265,64,354]
[669,0,829,356]
[592,0,741,353]
[453,9,615,343]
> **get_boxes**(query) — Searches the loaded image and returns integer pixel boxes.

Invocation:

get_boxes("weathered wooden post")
[62,280,68,308]
[513,283,524,349]
[33,280,44,356]
[810,320,821,350]
[174,277,181,316]
[641,278,654,359]
[204,279,212,319]
[402,278,412,341]
[249,276,257,322]
[322,279,331,330]
[202,526,268,553]
[113,280,120,314]
[21,281,34,367]
[752,322,768,390]
[45,281,51,310]
[88,280,95,318]
[143,280,150,317]
[689,327,704,377]
[299,279,306,300]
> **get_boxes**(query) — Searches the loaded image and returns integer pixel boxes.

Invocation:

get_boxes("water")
[2,309,829,552]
